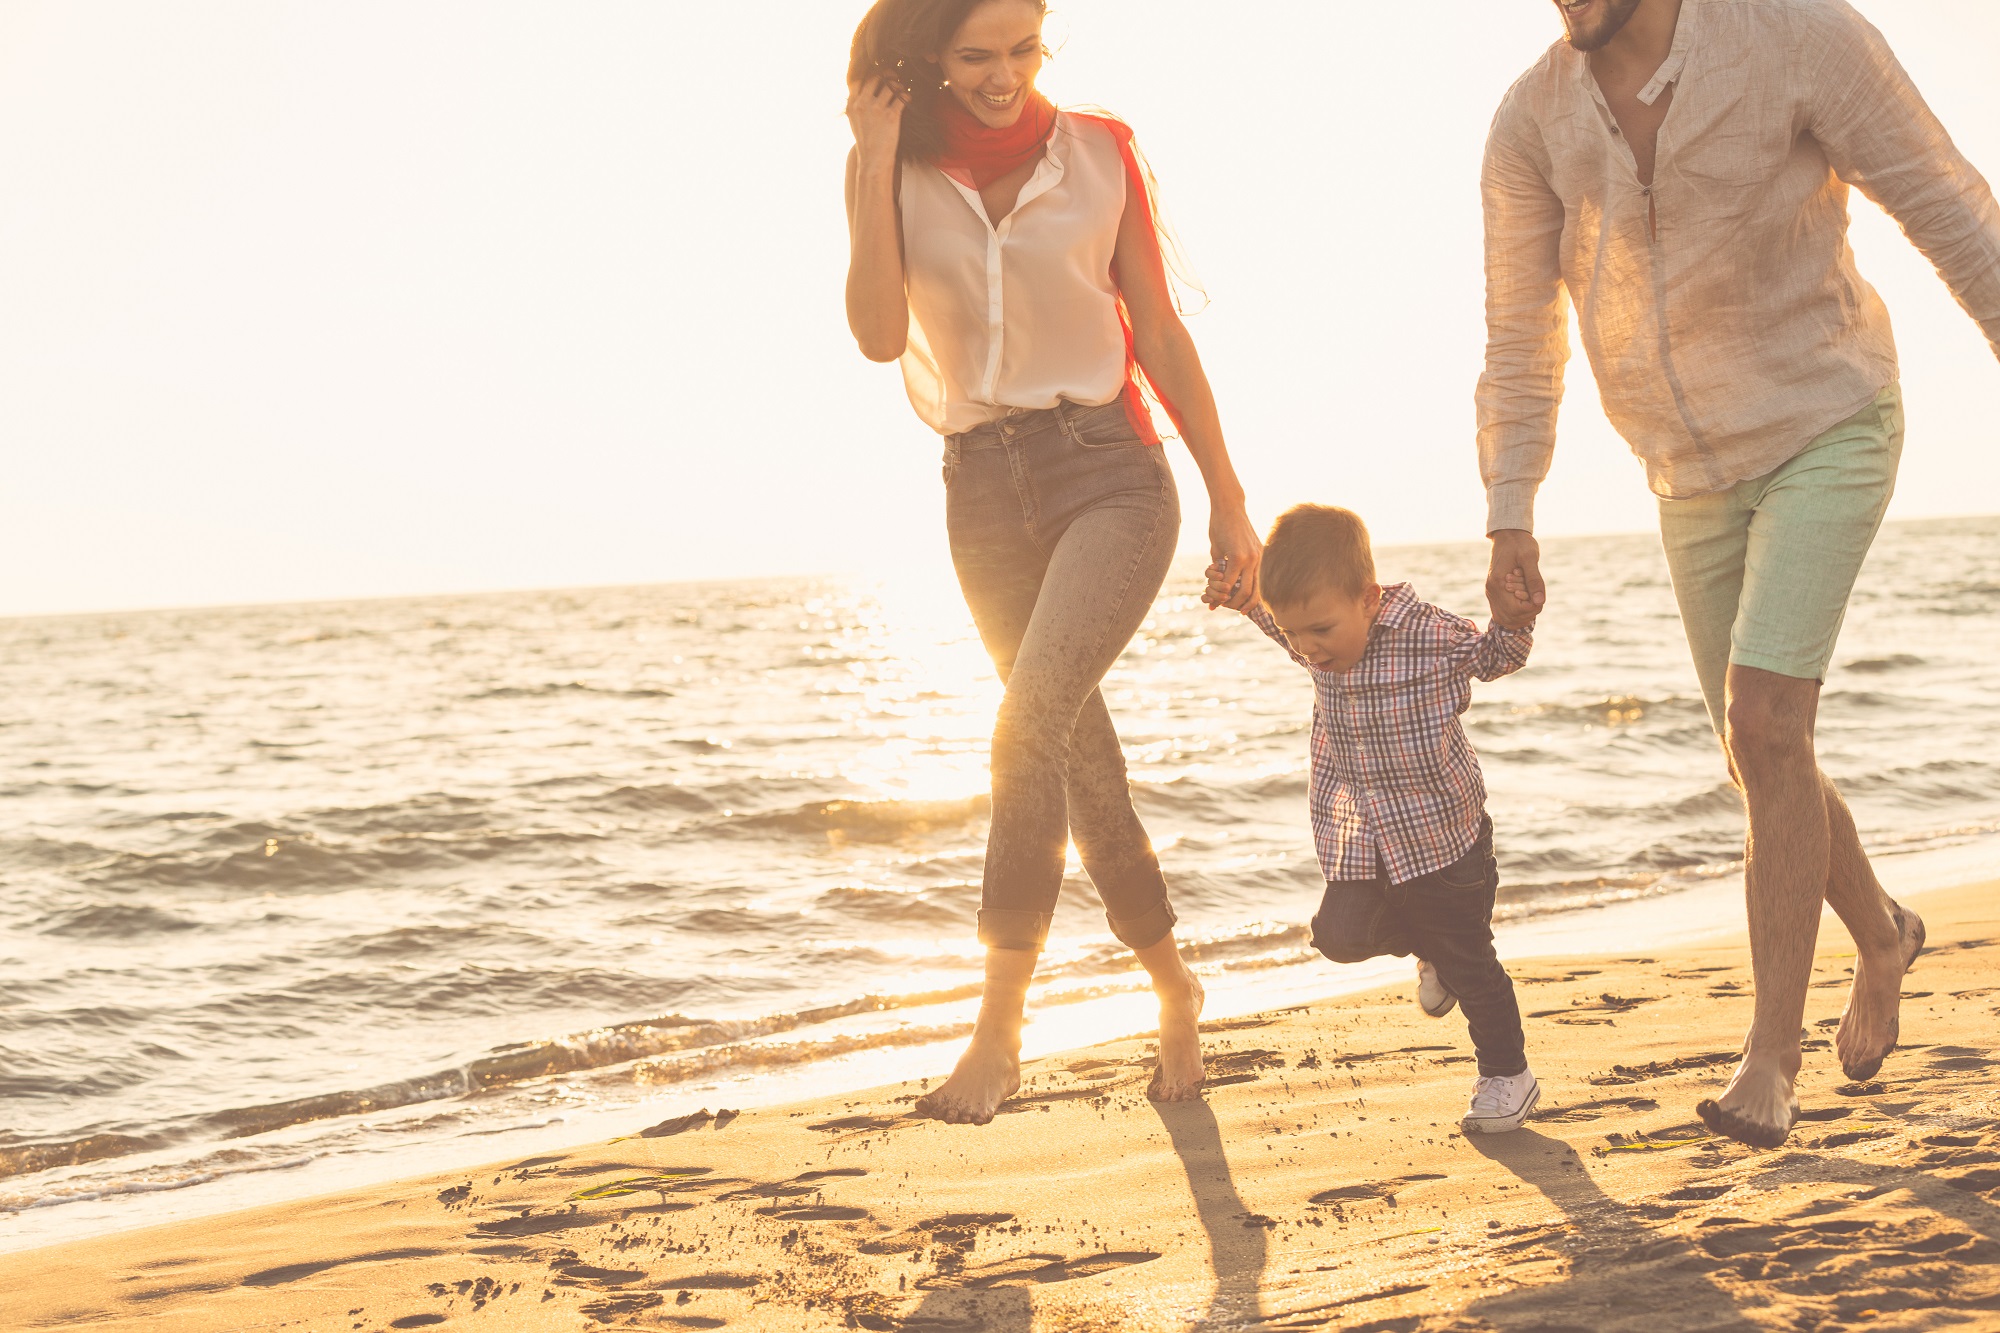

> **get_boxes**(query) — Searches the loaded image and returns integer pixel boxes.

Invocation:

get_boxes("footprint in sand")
[721,1168,872,1219]
[1309,1173,1446,1205]
[656,1273,763,1290]
[553,1262,648,1288]
[240,1248,446,1289]
[1200,1047,1287,1088]
[860,1212,1016,1256]
[1925,1046,1996,1072]
[808,1113,906,1133]
[1797,1106,1854,1123]
[917,1249,1161,1290]
[1527,994,1663,1024]
[1535,1095,1661,1124]
[1587,1051,1737,1086]
[756,1204,872,1221]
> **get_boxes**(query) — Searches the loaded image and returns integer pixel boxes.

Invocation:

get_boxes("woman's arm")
[845,79,911,363]
[1114,188,1262,610]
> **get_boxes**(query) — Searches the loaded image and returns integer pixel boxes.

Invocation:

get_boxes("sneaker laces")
[1468,1075,1521,1117]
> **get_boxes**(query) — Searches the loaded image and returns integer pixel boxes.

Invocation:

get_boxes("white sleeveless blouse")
[898,112,1131,437]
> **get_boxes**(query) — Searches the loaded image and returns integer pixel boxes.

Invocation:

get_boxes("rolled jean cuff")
[1106,898,1177,951]
[977,909,1052,951]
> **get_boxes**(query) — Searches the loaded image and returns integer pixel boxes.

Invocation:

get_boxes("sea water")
[3,517,1998,1250]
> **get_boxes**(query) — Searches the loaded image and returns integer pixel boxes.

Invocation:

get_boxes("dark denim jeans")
[1310,817,1527,1077]
[945,398,1180,952]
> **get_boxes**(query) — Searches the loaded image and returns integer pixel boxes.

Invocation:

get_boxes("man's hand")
[1486,528,1545,628]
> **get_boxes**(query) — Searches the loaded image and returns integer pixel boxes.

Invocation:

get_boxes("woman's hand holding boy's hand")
[1204,508,1263,612]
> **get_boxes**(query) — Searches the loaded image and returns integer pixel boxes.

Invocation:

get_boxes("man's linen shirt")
[1478,0,2000,533]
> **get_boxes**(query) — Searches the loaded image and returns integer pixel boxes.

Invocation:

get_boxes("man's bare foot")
[1147,965,1206,1102]
[912,1033,1021,1125]
[1696,1051,1800,1149]
[1836,903,1926,1083]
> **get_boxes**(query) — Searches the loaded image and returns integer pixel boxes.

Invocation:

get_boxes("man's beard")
[1560,0,1645,53]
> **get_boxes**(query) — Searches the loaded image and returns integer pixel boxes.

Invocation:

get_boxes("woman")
[844,0,1261,1124]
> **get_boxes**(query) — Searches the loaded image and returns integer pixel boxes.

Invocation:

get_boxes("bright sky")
[1,1,1996,617]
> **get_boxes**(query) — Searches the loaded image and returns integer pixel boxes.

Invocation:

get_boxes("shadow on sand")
[1457,1128,1760,1331]
[1153,1095,1269,1328]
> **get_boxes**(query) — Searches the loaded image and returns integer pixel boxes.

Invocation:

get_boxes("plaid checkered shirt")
[1247,582,1533,885]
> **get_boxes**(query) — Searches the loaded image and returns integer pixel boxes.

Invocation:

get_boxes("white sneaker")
[1416,959,1457,1018]
[1462,1069,1540,1134]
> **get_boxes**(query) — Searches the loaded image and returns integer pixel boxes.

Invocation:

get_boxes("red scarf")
[933,89,1058,190]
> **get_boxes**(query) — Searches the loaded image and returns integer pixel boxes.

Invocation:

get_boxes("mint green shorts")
[1658,385,1904,734]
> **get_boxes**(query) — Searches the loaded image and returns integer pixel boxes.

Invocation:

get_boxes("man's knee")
[1724,674,1816,779]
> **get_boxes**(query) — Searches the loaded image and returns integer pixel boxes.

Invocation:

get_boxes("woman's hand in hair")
[846,77,909,169]
[1205,507,1264,612]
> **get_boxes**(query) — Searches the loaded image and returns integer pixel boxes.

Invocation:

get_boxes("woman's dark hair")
[849,0,1048,165]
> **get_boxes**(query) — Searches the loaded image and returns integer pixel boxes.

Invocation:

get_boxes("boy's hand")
[1502,569,1538,625]
[1200,560,1237,610]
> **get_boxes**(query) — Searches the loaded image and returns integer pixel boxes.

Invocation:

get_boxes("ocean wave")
[80,824,608,896]
[468,682,675,701]
[714,795,991,845]
[811,885,977,930]
[1840,758,2000,802]
[1843,653,1927,674]
[0,837,117,871]
[0,985,987,1182]
[36,903,201,939]
[0,1149,319,1215]
[1483,694,1709,729]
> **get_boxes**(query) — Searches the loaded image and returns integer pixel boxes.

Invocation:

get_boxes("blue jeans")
[945,398,1181,952]
[1310,817,1528,1078]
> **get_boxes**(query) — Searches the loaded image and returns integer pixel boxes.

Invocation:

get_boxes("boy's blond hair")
[1260,504,1377,606]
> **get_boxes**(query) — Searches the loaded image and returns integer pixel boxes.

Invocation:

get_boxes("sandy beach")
[7,878,1998,1332]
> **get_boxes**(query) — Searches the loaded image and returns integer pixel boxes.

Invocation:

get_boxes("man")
[1477,0,2000,1147]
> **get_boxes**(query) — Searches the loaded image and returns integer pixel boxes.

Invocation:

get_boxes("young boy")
[1207,504,1540,1133]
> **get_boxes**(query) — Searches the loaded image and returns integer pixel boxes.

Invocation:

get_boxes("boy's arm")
[1467,620,1534,682]
[1433,602,1535,682]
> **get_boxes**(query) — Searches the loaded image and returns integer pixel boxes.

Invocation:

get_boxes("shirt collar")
[1568,2,1696,109]
[1639,2,1695,105]
[1371,582,1418,636]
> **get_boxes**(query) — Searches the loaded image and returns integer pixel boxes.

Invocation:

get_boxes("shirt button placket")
[980,222,1006,402]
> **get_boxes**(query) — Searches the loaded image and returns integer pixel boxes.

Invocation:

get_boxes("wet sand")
[6,879,1999,1332]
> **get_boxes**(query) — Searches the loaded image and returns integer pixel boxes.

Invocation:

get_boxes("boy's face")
[1267,584,1383,673]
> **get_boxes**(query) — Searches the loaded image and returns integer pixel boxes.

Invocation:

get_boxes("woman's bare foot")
[1696,1048,1800,1149]
[913,1032,1022,1125]
[1836,903,1925,1083]
[1147,962,1206,1102]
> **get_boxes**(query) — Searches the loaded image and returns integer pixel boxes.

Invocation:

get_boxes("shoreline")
[3,835,1993,1260]
[6,878,1998,1331]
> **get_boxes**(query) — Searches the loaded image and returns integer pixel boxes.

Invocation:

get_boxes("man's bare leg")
[913,947,1035,1124]
[1699,666,1827,1147]
[1133,932,1207,1101]
[1821,774,1925,1080]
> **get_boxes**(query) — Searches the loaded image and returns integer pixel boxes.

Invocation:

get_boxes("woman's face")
[936,1,1045,129]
